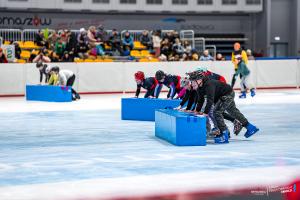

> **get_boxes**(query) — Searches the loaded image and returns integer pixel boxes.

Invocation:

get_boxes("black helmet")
[51,66,60,73]
[188,70,205,81]
[155,70,165,81]
[36,61,43,68]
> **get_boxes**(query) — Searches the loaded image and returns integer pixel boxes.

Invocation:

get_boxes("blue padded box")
[121,98,182,121]
[155,109,206,146]
[26,85,72,102]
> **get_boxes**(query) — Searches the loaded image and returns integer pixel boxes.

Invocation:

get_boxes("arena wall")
[0,60,299,96]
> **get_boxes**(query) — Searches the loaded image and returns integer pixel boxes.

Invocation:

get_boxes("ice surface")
[0,90,300,200]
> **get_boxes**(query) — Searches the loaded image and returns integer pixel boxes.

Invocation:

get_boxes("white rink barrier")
[0,60,299,96]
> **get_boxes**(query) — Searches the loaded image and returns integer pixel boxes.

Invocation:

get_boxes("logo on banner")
[0,16,52,27]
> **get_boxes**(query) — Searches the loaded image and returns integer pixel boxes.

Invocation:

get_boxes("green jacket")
[235,61,250,76]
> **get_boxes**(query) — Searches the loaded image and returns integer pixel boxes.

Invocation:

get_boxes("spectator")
[60,29,69,45]
[33,51,51,63]
[191,50,199,61]
[200,49,214,61]
[139,30,152,49]
[108,29,123,55]
[87,26,99,48]
[13,42,22,59]
[96,24,109,47]
[65,31,77,59]
[35,30,48,48]
[246,49,255,60]
[61,51,74,62]
[0,48,8,63]
[183,40,192,56]
[180,53,188,61]
[48,31,59,50]
[76,42,89,59]
[160,38,171,57]
[122,31,134,50]
[152,30,162,58]
[77,28,88,45]
[123,46,131,57]
[163,31,175,44]
[172,38,184,56]
[49,51,60,62]
[216,53,225,61]
[55,38,66,58]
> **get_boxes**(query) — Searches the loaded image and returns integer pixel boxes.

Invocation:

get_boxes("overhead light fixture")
[274,36,280,41]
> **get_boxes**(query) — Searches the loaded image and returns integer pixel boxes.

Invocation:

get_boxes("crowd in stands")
[0,25,257,63]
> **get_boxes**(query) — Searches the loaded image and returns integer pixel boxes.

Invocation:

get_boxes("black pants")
[214,91,248,132]
[66,74,78,96]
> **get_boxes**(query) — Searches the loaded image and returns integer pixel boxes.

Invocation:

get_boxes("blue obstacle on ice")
[155,109,207,146]
[121,98,181,121]
[26,85,72,102]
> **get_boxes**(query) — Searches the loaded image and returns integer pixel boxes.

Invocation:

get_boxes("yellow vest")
[48,74,58,85]
[232,50,248,69]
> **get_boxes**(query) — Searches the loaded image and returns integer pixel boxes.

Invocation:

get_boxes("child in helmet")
[154,70,181,99]
[196,66,227,83]
[191,67,244,137]
[50,67,80,101]
[36,61,54,84]
[189,70,259,144]
[175,77,198,111]
[134,71,158,98]
[233,55,256,98]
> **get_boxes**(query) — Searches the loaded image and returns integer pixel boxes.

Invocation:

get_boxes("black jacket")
[196,79,232,114]
[136,77,158,98]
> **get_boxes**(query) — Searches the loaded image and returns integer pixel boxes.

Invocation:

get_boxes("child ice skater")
[50,67,80,101]
[134,71,158,98]
[154,70,181,99]
[189,70,259,144]
[233,55,256,98]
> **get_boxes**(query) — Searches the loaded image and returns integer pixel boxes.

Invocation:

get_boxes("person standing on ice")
[188,70,259,144]
[50,67,80,101]
[231,42,248,88]
[233,55,256,98]
[154,70,181,99]
[134,71,158,98]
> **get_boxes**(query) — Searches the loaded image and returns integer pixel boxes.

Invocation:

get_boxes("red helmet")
[134,71,145,81]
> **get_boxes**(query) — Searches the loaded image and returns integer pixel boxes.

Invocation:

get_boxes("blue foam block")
[26,85,72,102]
[121,98,182,121]
[155,109,206,146]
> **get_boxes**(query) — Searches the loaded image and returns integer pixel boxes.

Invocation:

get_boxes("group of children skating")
[134,55,259,144]
[36,61,80,101]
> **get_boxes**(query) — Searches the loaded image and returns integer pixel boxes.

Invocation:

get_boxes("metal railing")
[180,30,195,48]
[0,29,22,42]
[194,37,206,53]
[121,30,145,41]
[205,45,217,59]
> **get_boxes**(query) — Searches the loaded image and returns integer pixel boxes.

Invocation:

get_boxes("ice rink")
[0,90,300,200]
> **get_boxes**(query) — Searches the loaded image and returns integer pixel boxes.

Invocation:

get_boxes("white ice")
[0,90,300,200]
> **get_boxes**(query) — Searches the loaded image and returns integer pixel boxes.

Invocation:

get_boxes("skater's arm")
[135,85,141,97]
[168,83,176,99]
[39,71,43,84]
[186,91,196,110]
[203,86,215,114]
[154,84,162,98]
[180,90,190,107]
[144,89,153,98]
